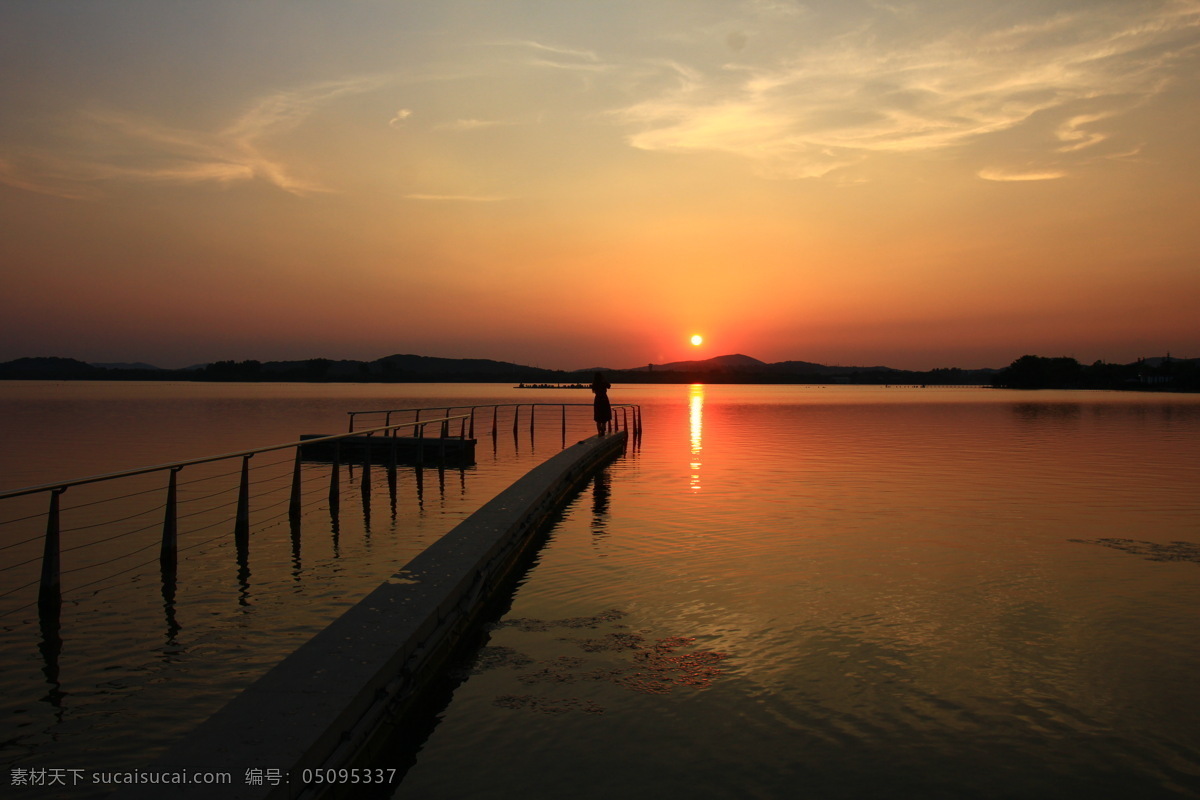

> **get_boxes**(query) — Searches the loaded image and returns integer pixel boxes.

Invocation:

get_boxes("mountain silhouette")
[2,352,1192,388]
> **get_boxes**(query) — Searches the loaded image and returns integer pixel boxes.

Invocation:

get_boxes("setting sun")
[690,335,703,346]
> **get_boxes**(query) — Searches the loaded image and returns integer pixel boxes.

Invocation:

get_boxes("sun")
[690,334,703,346]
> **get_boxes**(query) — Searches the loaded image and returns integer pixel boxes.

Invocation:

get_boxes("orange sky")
[2,1,1198,370]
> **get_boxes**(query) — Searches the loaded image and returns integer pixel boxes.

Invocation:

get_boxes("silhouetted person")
[591,372,612,436]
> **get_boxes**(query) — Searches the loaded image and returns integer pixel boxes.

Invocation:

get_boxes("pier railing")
[347,402,642,442]
[0,415,468,625]
[0,402,642,637]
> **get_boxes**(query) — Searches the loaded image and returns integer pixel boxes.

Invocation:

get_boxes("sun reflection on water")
[689,384,703,491]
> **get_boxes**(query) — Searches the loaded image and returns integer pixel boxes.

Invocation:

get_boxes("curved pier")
[113,431,628,800]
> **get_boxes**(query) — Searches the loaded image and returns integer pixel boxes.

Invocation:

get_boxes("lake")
[388,384,1200,799]
[2,383,1199,798]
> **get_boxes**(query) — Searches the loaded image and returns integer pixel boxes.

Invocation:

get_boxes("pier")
[0,401,640,798]
[113,430,627,800]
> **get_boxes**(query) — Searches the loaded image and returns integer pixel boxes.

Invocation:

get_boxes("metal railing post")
[288,448,303,525]
[161,467,182,575]
[38,488,66,615]
[361,434,372,505]
[329,442,341,520]
[235,455,252,550]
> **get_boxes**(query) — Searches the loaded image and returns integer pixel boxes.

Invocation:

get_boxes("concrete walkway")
[113,431,627,800]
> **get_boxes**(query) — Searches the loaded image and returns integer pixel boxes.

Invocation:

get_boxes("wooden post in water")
[38,488,65,616]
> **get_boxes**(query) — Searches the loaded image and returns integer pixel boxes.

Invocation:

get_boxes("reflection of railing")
[347,402,643,441]
[0,415,467,624]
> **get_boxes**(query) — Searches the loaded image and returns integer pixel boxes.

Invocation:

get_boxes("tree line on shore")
[0,353,1195,391]
[990,355,1198,390]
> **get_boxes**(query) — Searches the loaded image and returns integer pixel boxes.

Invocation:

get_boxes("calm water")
[2,383,1198,798]
[391,385,1200,799]
[0,381,608,795]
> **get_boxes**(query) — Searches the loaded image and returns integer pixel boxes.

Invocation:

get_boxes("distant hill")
[371,353,563,380]
[1,352,1190,387]
[630,354,768,372]
[0,357,104,379]
[623,353,900,377]
[90,361,164,371]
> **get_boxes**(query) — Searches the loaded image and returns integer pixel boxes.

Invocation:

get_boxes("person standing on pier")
[591,372,612,436]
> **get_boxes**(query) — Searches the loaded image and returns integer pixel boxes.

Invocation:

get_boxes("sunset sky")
[2,0,1198,371]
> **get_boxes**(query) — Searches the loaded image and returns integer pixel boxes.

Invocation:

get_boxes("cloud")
[1056,113,1111,152]
[495,40,601,64]
[0,155,101,200]
[611,3,1200,179]
[488,39,612,76]
[978,167,1067,182]
[435,118,514,132]
[404,193,509,202]
[1,76,388,198]
[389,108,414,128]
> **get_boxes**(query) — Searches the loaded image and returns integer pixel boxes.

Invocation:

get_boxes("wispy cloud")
[0,76,387,198]
[978,167,1066,182]
[493,39,602,65]
[611,3,1200,179]
[389,108,414,128]
[404,193,509,202]
[1056,113,1111,153]
[434,118,516,132]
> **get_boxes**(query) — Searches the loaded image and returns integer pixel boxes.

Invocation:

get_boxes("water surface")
[391,386,1200,799]
[0,381,606,794]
